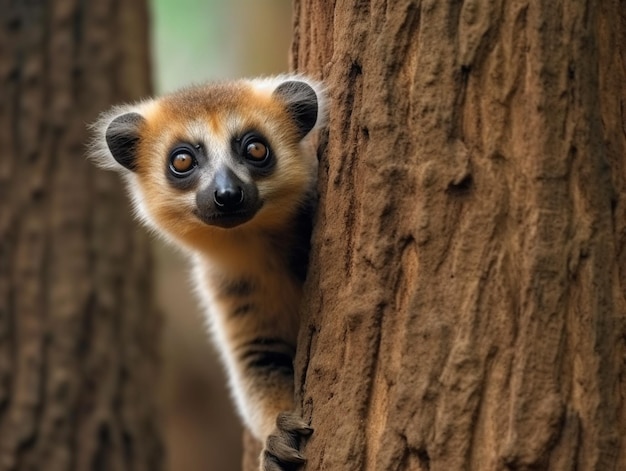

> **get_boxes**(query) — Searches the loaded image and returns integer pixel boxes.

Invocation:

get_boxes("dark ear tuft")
[273,80,319,139]
[105,112,145,171]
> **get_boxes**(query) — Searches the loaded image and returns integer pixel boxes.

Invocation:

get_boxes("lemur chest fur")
[197,223,310,340]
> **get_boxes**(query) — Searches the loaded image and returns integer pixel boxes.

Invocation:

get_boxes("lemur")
[91,76,325,470]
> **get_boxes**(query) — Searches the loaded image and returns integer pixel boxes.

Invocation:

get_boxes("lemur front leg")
[230,325,312,470]
[205,269,312,470]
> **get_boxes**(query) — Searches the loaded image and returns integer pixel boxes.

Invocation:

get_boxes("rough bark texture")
[0,1,161,470]
[284,1,626,470]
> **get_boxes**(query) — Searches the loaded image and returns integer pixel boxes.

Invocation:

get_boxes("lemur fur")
[91,75,326,470]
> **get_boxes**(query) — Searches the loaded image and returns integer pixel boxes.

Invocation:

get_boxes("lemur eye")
[169,149,197,176]
[235,133,272,170]
[245,141,268,161]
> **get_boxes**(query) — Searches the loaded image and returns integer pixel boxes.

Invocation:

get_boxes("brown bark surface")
[0,1,161,470]
[286,1,626,470]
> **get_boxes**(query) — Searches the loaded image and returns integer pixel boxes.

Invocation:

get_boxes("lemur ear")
[273,80,319,139]
[105,112,145,171]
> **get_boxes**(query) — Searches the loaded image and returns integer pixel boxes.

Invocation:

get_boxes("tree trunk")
[288,1,626,470]
[0,1,161,470]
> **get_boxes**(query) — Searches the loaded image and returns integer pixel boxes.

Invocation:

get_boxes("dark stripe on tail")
[242,351,294,375]
[219,277,256,298]
[231,303,255,317]
[237,337,295,376]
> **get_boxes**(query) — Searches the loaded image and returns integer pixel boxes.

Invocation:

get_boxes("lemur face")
[99,79,321,242]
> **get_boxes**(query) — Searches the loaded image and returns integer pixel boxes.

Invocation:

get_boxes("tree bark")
[0,1,161,470]
[284,1,626,470]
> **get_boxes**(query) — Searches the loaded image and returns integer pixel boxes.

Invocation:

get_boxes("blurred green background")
[153,0,292,92]
[149,2,292,470]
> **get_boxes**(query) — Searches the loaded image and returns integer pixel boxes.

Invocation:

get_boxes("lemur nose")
[214,186,244,210]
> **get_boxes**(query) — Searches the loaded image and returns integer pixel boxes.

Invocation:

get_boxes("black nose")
[214,186,244,210]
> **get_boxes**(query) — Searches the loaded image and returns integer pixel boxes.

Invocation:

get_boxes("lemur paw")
[261,412,313,471]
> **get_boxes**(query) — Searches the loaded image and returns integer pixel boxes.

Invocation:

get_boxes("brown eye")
[238,133,272,170]
[169,150,196,176]
[245,141,268,161]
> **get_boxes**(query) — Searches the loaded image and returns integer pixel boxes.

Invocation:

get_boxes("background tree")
[246,1,626,469]
[0,1,161,470]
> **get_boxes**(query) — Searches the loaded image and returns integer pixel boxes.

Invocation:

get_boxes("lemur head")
[92,76,325,248]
